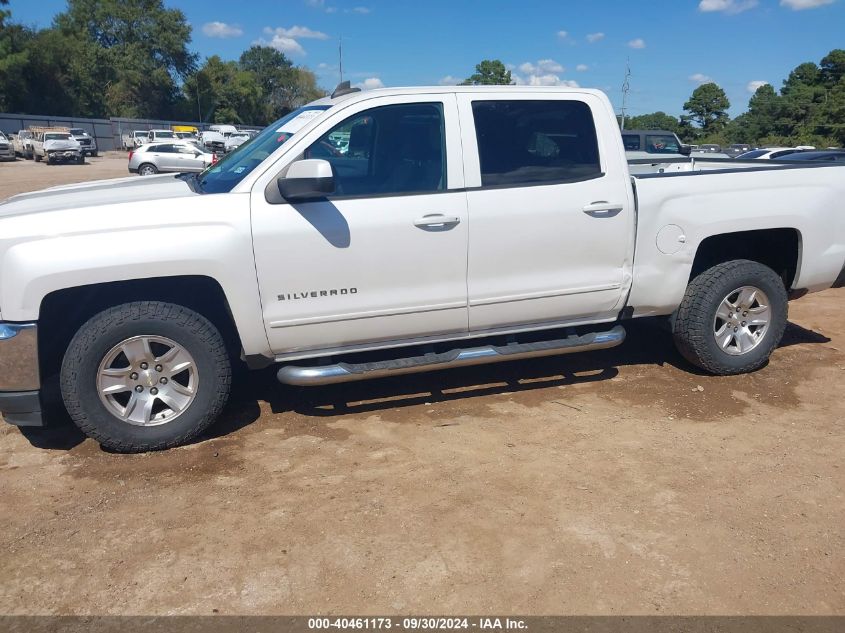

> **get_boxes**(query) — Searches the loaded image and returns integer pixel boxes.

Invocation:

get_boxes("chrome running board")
[277,326,626,387]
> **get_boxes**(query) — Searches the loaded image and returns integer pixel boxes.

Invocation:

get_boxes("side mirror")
[679,144,692,156]
[277,159,335,202]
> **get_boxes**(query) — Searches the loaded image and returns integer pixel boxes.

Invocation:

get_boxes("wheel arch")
[690,227,802,290]
[37,276,243,382]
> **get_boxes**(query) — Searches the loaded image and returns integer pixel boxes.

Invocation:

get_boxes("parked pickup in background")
[12,130,34,159]
[121,130,150,150]
[0,131,13,161]
[30,129,83,164]
[68,127,98,157]
[1,84,843,452]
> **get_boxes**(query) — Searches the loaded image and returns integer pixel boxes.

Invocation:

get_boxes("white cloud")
[254,35,305,55]
[347,6,372,13]
[689,72,714,83]
[586,32,605,43]
[747,80,770,92]
[438,75,461,85]
[576,64,589,72]
[698,0,759,13]
[354,77,384,90]
[254,25,328,56]
[512,60,578,87]
[628,38,646,49]
[780,0,834,9]
[264,25,329,40]
[306,0,338,13]
[557,30,568,39]
[201,21,243,38]
[519,59,565,75]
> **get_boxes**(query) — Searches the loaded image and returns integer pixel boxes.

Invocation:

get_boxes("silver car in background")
[128,142,216,176]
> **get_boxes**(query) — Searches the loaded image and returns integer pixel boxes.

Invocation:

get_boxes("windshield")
[198,105,331,194]
[45,134,71,141]
[153,131,175,138]
[69,129,85,135]
[737,149,767,159]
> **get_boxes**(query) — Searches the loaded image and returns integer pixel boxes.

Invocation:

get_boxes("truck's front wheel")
[60,302,231,452]
[672,259,788,375]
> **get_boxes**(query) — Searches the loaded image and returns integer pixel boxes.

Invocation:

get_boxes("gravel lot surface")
[0,154,842,615]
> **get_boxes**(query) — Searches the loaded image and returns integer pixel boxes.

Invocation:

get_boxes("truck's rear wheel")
[60,302,231,452]
[672,259,788,375]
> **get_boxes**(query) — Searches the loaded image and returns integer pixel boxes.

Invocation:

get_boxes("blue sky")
[7,0,845,117]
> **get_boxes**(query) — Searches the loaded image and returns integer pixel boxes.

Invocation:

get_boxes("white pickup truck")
[1,85,844,452]
[31,130,84,165]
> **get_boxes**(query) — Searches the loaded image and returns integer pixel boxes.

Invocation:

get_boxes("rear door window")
[471,100,602,187]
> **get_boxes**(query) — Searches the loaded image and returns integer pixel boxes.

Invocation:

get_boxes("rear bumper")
[0,322,43,426]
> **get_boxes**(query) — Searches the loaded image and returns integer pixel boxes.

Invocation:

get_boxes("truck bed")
[627,161,845,317]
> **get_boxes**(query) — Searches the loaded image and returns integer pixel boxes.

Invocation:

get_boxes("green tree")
[623,111,680,132]
[683,83,730,137]
[237,46,324,120]
[53,0,197,118]
[819,49,845,88]
[461,59,513,85]
[183,56,265,125]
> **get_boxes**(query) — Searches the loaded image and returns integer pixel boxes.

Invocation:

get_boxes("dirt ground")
[0,155,842,615]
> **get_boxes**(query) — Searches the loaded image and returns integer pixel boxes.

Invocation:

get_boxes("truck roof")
[310,85,608,107]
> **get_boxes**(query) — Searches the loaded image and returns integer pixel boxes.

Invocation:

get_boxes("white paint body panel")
[0,86,843,366]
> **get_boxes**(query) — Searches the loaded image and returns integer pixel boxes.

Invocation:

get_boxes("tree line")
[460,53,845,148]
[0,0,324,125]
[625,50,845,148]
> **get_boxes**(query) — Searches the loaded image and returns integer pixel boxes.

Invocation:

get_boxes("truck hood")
[0,174,197,218]
[43,139,81,151]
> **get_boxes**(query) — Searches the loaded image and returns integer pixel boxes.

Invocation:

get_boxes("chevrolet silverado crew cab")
[1,85,844,452]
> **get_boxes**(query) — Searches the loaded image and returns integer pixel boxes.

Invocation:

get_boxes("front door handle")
[414,214,461,229]
[582,201,623,216]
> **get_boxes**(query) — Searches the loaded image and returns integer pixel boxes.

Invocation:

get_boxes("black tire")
[77,155,85,165]
[60,301,231,452]
[34,153,41,162]
[672,259,788,375]
[138,163,157,176]
[92,150,98,157]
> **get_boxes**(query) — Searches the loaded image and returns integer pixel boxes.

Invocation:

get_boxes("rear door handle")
[582,201,624,216]
[414,214,461,228]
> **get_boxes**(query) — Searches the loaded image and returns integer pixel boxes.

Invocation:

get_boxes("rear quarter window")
[471,100,602,187]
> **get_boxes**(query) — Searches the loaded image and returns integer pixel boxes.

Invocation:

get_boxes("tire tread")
[672,259,788,375]
[60,301,231,452]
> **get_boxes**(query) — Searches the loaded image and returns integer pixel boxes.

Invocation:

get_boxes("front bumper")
[47,150,81,162]
[0,322,42,426]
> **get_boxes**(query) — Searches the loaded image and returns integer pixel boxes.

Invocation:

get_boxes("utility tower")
[620,59,631,130]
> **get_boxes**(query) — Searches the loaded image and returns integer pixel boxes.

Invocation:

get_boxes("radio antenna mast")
[338,36,344,84]
[620,58,631,130]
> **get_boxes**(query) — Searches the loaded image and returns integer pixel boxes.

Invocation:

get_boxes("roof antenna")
[331,81,360,99]
[620,58,631,130]
[338,36,344,84]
